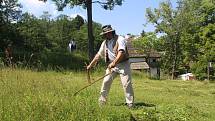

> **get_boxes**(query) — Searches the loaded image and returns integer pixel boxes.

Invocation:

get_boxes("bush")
[4,51,89,71]
[191,61,207,80]
[0,57,4,67]
[191,59,215,81]
[39,51,88,70]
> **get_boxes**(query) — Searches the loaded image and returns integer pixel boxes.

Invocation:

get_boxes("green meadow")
[0,68,215,121]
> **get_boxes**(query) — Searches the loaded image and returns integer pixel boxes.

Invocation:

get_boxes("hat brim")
[100,29,115,35]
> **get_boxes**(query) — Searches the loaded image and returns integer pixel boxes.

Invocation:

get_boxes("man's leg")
[119,61,134,105]
[99,69,117,104]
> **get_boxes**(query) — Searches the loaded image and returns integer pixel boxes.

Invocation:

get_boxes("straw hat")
[100,25,115,35]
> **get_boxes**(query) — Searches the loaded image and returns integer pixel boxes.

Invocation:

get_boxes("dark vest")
[104,35,129,63]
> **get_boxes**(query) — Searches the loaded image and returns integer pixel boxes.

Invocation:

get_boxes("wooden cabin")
[147,51,161,79]
[126,36,161,79]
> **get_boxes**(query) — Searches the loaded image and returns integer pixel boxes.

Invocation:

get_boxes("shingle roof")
[127,39,161,58]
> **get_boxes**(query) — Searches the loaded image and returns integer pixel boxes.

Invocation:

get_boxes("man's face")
[103,32,113,40]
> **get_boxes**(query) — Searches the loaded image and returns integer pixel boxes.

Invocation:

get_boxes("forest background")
[0,0,214,80]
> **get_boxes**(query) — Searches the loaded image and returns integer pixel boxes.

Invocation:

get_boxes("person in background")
[68,39,77,52]
[4,44,13,66]
[86,25,134,108]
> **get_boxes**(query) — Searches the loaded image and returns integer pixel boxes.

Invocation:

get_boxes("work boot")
[127,103,134,109]
[99,100,106,107]
[99,96,107,107]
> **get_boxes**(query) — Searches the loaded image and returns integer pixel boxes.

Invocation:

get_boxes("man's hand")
[86,54,100,70]
[86,65,92,70]
[108,62,116,69]
[108,50,124,69]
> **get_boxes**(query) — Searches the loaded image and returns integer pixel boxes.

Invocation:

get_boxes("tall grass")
[0,68,215,121]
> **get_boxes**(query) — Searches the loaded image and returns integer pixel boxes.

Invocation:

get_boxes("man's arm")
[87,40,105,70]
[87,53,101,70]
[108,50,125,69]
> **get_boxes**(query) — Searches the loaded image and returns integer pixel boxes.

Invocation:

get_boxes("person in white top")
[87,25,134,108]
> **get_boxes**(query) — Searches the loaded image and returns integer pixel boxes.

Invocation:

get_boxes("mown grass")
[0,68,215,121]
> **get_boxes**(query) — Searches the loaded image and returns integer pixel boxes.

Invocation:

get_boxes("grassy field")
[0,68,215,121]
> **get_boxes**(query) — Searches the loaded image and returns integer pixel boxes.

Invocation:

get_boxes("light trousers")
[99,60,134,104]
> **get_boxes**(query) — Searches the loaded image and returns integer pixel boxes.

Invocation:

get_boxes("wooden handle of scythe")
[87,69,91,84]
[85,62,91,84]
[73,72,112,96]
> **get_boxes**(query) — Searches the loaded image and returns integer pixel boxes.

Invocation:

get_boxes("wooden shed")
[147,51,161,79]
[126,36,161,79]
[127,38,149,70]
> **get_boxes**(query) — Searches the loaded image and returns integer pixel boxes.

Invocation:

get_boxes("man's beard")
[106,37,113,40]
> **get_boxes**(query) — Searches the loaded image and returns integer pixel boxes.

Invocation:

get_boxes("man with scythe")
[87,25,134,108]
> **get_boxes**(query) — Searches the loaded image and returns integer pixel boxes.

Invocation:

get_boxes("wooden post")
[208,62,212,80]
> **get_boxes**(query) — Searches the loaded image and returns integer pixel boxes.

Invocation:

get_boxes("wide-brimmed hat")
[100,25,115,35]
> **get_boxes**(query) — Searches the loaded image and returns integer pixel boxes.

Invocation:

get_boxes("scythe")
[73,68,124,96]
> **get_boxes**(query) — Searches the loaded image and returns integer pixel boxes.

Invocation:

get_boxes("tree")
[72,14,85,30]
[192,0,215,80]
[39,0,124,60]
[40,11,52,21]
[146,0,215,80]
[0,0,22,50]
[132,32,162,53]
[17,13,46,52]
[146,1,183,79]
[47,14,75,51]
[0,0,21,23]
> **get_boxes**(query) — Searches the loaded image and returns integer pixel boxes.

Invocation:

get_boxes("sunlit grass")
[0,68,215,121]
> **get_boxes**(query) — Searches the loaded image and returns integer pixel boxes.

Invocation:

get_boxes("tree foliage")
[146,1,183,79]
[39,0,124,10]
[0,0,21,23]
[0,6,103,69]
[132,32,162,53]
[0,0,22,50]
[146,0,215,80]
[39,0,124,60]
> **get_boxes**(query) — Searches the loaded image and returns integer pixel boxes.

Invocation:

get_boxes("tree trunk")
[86,0,94,61]
[172,35,179,80]
[172,42,177,80]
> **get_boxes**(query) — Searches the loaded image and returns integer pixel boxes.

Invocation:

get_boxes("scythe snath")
[73,71,112,96]
[73,67,125,96]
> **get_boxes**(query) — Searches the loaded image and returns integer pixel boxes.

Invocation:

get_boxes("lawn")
[0,68,215,121]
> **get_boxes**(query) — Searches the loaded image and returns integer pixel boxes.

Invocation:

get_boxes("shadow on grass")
[115,102,156,108]
[135,102,156,107]
[114,102,156,121]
